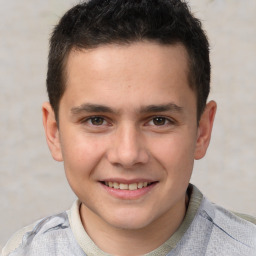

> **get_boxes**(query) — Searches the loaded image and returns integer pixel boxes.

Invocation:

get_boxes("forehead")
[62,42,195,112]
[66,42,190,82]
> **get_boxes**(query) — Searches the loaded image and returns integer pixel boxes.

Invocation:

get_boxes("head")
[47,0,210,123]
[43,0,216,247]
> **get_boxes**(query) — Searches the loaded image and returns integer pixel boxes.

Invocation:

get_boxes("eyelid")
[79,115,176,127]
[81,115,111,126]
[144,115,176,126]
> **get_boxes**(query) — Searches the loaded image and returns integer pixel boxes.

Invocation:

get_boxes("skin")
[43,42,216,255]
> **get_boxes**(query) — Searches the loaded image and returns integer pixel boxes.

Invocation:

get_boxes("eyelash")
[82,116,110,126]
[81,115,175,127]
[146,116,175,127]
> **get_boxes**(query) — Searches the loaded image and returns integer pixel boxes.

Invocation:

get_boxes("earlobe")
[194,100,217,160]
[42,102,63,162]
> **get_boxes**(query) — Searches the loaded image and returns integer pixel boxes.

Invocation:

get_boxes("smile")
[100,180,158,200]
[104,181,152,190]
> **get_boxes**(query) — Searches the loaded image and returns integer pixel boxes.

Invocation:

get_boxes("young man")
[2,0,256,255]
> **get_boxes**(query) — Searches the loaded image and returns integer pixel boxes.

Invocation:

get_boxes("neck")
[80,196,188,256]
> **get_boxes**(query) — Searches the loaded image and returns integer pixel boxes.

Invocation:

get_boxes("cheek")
[61,134,108,201]
[60,132,107,177]
[149,132,196,176]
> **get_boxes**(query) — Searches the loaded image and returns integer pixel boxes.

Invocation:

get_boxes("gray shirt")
[2,185,256,256]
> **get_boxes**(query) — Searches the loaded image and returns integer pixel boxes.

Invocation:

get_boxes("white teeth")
[113,182,120,189]
[128,183,137,190]
[138,182,143,189]
[105,181,152,190]
[120,183,129,190]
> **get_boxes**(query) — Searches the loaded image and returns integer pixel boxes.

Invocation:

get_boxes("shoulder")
[1,211,74,256]
[198,196,256,254]
[2,222,37,256]
[201,198,256,232]
[232,212,256,225]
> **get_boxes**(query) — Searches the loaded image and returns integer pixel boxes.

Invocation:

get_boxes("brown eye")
[152,117,167,126]
[90,117,105,125]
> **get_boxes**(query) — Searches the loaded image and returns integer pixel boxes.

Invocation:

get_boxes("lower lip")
[100,182,157,200]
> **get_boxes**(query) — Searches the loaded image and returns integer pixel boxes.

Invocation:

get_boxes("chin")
[110,219,151,231]
[104,208,156,231]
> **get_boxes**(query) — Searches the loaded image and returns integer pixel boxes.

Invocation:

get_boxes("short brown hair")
[47,0,210,122]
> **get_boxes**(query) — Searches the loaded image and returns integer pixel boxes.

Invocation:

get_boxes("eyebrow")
[70,102,183,115]
[71,103,115,115]
[140,103,183,113]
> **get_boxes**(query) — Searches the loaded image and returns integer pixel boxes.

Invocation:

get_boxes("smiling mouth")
[101,181,157,191]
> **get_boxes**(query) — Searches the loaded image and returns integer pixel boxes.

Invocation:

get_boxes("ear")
[194,100,217,160]
[42,102,63,162]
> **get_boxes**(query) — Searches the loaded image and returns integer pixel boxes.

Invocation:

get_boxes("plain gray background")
[1,0,256,250]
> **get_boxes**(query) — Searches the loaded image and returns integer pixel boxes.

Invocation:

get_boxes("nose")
[107,124,149,168]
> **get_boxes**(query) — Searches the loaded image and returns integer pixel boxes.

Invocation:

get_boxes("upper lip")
[100,178,157,184]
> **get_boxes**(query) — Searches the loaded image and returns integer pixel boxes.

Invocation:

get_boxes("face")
[43,42,216,232]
